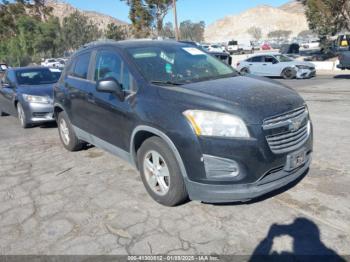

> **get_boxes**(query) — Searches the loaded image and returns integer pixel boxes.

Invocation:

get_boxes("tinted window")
[15,68,57,85]
[264,56,277,63]
[251,56,263,62]
[127,45,237,84]
[95,51,122,82]
[72,53,90,79]
[95,50,134,91]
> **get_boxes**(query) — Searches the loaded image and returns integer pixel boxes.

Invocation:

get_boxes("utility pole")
[173,0,180,40]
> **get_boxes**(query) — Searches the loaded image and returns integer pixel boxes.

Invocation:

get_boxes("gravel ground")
[0,75,349,257]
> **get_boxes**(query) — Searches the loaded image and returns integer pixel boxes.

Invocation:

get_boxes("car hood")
[17,84,55,98]
[158,76,306,124]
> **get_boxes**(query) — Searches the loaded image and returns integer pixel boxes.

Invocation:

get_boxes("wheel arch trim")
[130,125,189,179]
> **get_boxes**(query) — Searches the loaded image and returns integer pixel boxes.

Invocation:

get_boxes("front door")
[87,48,136,152]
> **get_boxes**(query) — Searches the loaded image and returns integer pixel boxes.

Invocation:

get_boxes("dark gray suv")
[54,40,313,206]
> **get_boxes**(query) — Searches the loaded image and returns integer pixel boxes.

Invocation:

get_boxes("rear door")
[247,56,264,75]
[64,51,95,132]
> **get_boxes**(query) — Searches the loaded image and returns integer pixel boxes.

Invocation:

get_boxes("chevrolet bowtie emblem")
[289,117,304,132]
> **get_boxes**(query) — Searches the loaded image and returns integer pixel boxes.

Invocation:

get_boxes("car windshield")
[16,68,57,85]
[126,44,237,84]
[228,41,238,45]
[275,55,293,62]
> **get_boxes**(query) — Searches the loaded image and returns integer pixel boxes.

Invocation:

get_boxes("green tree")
[179,20,205,42]
[105,23,126,40]
[35,17,62,58]
[61,11,102,51]
[298,0,350,37]
[122,0,153,38]
[147,0,173,35]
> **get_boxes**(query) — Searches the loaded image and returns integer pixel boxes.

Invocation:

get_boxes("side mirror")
[272,60,279,64]
[96,77,124,101]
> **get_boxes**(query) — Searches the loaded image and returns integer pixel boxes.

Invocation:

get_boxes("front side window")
[95,50,134,91]
[126,45,237,84]
[72,53,90,79]
[264,56,277,63]
[274,55,293,62]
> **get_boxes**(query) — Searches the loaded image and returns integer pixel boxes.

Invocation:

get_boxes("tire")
[57,111,84,151]
[0,108,6,117]
[282,67,296,79]
[17,103,31,128]
[240,67,250,75]
[137,137,188,206]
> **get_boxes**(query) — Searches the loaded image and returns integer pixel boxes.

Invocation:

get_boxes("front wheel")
[57,111,84,151]
[137,137,188,206]
[282,68,296,79]
[17,103,31,128]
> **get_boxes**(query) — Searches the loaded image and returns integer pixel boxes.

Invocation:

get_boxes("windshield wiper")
[151,80,183,86]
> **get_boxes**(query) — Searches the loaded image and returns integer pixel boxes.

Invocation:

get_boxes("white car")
[41,58,63,68]
[236,53,316,79]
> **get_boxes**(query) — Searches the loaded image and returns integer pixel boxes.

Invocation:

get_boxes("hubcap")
[17,105,25,126]
[143,150,170,196]
[59,118,70,145]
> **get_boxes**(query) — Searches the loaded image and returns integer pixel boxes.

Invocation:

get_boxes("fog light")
[203,154,240,179]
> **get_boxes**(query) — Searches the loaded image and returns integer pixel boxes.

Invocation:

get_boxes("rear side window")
[72,53,90,79]
[251,56,262,62]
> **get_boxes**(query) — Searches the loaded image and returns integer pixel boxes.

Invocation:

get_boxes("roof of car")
[250,52,281,57]
[78,39,189,52]
[10,66,52,72]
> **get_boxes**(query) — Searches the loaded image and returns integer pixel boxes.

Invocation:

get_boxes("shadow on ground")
[249,217,346,262]
[334,75,350,79]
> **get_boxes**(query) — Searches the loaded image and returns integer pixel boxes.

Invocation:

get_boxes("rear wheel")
[137,137,188,206]
[17,103,31,128]
[57,111,84,151]
[0,108,6,116]
[282,67,296,79]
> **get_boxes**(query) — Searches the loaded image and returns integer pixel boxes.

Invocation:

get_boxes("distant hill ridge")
[205,1,308,42]
[46,0,127,29]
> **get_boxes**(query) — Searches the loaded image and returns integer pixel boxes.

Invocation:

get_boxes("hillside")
[46,0,127,29]
[204,1,308,43]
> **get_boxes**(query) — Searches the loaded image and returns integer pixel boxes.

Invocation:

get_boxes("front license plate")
[285,149,307,171]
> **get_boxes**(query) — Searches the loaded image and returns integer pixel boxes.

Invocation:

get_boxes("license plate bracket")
[284,149,307,171]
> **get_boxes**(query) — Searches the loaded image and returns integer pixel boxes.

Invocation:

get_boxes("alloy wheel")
[59,118,70,145]
[143,150,170,196]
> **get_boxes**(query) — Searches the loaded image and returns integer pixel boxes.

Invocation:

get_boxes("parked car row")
[0,67,61,127]
[0,40,313,207]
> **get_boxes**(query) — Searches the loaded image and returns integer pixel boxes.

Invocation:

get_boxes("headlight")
[296,65,311,70]
[183,110,250,138]
[23,94,50,104]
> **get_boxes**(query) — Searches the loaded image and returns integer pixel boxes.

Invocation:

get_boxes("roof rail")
[78,39,119,51]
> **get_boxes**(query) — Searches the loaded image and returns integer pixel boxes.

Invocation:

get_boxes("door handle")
[262,64,267,66]
[249,64,253,66]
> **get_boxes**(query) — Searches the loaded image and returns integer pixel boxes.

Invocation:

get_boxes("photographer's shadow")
[249,217,345,262]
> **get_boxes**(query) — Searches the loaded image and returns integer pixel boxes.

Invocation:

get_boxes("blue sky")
[66,0,289,25]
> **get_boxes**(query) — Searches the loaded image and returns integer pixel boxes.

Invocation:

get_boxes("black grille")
[263,107,310,154]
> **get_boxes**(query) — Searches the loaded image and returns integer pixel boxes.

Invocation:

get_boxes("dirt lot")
[0,75,349,256]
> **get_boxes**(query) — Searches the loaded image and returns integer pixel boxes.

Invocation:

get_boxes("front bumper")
[24,102,55,123]
[186,153,311,203]
[296,68,316,79]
